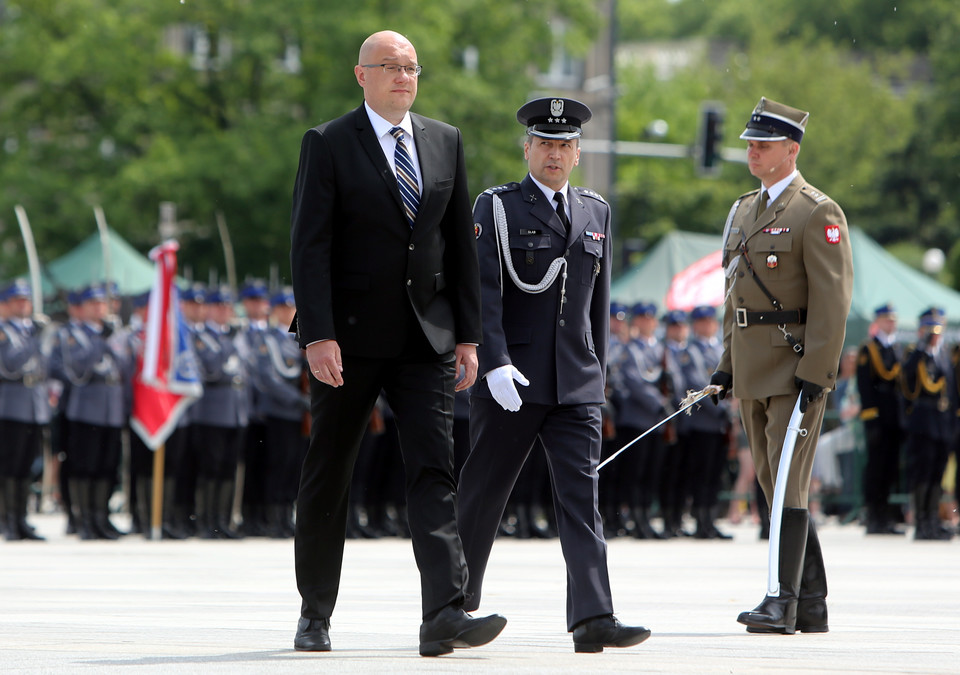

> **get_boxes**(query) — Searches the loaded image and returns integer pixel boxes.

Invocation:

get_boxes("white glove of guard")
[485,365,530,412]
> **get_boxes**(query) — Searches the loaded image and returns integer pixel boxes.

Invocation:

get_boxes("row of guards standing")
[602,301,735,541]
[0,276,309,541]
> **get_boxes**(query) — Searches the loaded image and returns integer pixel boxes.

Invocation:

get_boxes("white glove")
[485,365,529,412]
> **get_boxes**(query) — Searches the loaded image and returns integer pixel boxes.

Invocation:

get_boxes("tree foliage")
[1,0,958,289]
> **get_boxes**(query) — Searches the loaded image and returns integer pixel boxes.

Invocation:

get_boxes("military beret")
[740,96,809,144]
[517,97,592,140]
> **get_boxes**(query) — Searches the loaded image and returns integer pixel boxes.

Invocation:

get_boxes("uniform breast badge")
[766,254,778,269]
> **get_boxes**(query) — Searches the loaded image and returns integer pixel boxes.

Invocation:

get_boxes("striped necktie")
[389,127,420,227]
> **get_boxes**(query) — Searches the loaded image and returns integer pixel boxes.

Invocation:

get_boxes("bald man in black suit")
[289,29,505,657]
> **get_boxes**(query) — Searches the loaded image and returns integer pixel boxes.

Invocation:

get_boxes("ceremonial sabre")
[767,394,807,595]
[598,385,722,471]
[13,205,43,314]
[93,205,114,294]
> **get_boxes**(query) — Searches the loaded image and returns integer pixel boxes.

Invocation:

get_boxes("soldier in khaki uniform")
[710,97,853,635]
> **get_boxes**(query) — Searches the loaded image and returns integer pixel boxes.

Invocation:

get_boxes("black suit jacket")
[290,104,482,357]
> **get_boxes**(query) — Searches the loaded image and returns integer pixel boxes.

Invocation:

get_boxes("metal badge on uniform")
[824,224,842,244]
[766,253,778,269]
[474,222,482,239]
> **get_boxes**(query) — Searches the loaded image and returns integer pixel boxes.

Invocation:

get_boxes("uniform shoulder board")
[738,188,761,200]
[800,185,829,204]
[575,187,607,204]
[482,182,521,196]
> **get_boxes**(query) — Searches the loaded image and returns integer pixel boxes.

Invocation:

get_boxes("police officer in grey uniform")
[0,280,52,541]
[609,302,669,539]
[192,285,248,539]
[253,287,309,538]
[685,305,733,539]
[56,284,131,540]
[458,97,650,652]
[239,280,271,536]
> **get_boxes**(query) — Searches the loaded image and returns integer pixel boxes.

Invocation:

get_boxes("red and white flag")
[130,241,201,450]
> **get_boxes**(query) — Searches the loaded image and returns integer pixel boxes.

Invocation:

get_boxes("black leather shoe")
[419,605,506,657]
[572,615,651,653]
[294,617,331,651]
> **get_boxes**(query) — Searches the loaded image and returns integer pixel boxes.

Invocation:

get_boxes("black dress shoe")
[294,617,331,651]
[572,615,651,653]
[419,605,506,657]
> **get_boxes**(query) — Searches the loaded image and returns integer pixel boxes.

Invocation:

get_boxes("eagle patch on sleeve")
[824,225,842,244]
[474,222,482,239]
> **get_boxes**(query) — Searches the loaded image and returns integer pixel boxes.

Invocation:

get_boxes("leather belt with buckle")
[736,308,807,328]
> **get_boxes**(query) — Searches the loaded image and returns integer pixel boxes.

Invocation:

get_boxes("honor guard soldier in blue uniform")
[856,304,907,535]
[56,284,132,540]
[239,280,272,536]
[902,308,954,541]
[192,285,249,539]
[0,280,52,540]
[253,287,309,538]
[458,97,650,652]
[685,305,734,539]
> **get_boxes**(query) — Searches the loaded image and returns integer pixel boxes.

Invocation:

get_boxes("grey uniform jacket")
[0,319,51,425]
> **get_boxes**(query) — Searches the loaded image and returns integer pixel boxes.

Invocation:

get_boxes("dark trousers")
[0,420,43,478]
[295,349,465,621]
[68,421,121,480]
[193,425,243,481]
[688,429,728,508]
[264,417,304,504]
[863,422,903,515]
[459,398,613,631]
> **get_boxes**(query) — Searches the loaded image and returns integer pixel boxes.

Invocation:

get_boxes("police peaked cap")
[631,301,658,317]
[240,280,269,300]
[270,287,296,307]
[80,284,107,302]
[180,284,206,303]
[690,305,717,321]
[3,278,31,300]
[740,96,808,144]
[663,309,687,325]
[207,286,235,305]
[517,97,592,140]
[610,301,628,317]
[873,303,896,318]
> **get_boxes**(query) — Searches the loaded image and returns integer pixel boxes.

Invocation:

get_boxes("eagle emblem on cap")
[551,99,564,118]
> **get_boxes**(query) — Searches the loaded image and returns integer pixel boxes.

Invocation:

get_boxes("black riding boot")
[738,507,809,634]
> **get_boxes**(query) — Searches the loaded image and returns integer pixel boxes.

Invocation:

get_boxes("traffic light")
[697,104,724,177]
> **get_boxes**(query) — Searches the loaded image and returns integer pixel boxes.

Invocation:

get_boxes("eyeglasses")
[361,63,422,77]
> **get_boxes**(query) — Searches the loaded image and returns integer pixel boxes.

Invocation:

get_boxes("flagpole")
[150,443,166,541]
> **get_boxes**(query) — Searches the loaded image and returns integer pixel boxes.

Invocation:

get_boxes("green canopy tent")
[41,227,155,297]
[611,227,960,346]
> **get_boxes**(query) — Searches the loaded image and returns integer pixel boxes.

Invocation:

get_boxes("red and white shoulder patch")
[824,224,842,244]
